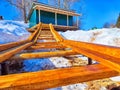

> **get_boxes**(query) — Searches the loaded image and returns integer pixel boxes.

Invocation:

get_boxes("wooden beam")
[0,40,29,51]
[0,64,118,90]
[20,50,78,59]
[0,42,33,63]
[35,42,59,46]
[27,45,67,50]
[39,10,41,22]
[38,37,55,40]
[39,35,53,37]
[49,24,64,42]
[55,12,57,25]
[61,40,120,72]
[35,5,80,16]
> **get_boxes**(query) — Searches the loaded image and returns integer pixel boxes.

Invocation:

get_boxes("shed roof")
[28,2,81,20]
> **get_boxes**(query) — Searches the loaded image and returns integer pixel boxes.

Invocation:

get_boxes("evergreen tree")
[116,13,120,28]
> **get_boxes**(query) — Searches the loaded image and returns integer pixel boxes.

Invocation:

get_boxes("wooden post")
[88,58,92,65]
[39,10,41,22]
[67,15,69,26]
[55,13,57,25]
[1,62,9,75]
[0,63,1,75]
[76,16,79,27]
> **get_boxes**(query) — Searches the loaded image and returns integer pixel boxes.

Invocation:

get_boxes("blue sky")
[0,0,120,30]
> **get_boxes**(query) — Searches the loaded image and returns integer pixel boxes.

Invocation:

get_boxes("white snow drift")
[0,20,30,44]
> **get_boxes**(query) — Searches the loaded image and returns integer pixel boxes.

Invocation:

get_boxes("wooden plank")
[33,24,42,43]
[0,40,29,51]
[38,37,55,40]
[49,24,64,42]
[0,64,118,90]
[39,35,53,37]
[28,23,42,41]
[27,45,67,50]
[0,42,33,63]
[20,50,78,59]
[35,42,59,46]
[61,40,120,72]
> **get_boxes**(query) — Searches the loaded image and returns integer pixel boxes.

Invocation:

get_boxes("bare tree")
[4,0,37,23]
[63,0,80,10]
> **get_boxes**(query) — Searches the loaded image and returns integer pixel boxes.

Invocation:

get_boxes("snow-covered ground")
[0,20,30,44]
[0,20,120,90]
[61,28,120,47]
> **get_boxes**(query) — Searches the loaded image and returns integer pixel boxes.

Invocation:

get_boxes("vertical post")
[39,10,41,22]
[55,13,57,25]
[1,62,9,75]
[88,58,92,65]
[67,15,69,26]
[76,16,79,27]
[0,64,1,75]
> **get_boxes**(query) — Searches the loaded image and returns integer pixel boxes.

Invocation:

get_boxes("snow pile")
[61,28,120,46]
[23,58,55,72]
[0,20,30,44]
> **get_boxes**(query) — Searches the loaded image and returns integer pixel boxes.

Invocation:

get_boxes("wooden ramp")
[0,23,120,90]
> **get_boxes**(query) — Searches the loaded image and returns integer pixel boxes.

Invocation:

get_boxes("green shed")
[28,2,80,31]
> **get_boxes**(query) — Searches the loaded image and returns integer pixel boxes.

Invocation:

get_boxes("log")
[0,64,118,90]
[49,24,64,42]
[0,42,33,63]
[0,40,29,51]
[27,45,67,50]
[20,50,78,59]
[61,40,120,72]
[35,42,59,46]
[38,37,55,40]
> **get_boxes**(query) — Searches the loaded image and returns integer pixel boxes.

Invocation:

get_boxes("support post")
[88,57,92,65]
[1,62,9,75]
[55,13,57,25]
[67,15,69,26]
[76,16,79,27]
[39,10,41,22]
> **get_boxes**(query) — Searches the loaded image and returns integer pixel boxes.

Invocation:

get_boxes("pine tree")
[116,13,120,28]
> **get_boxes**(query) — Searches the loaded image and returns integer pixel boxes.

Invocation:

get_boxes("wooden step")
[35,42,59,46]
[38,37,55,40]
[20,50,78,59]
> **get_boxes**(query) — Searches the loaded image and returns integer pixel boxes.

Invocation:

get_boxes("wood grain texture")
[20,50,78,59]
[49,24,64,42]
[0,40,29,51]
[0,42,33,63]
[0,64,118,90]
[61,40,120,72]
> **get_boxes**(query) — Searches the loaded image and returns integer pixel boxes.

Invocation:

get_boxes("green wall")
[29,9,74,27]
[69,16,73,26]
[29,9,37,27]
[40,10,55,24]
[57,14,67,26]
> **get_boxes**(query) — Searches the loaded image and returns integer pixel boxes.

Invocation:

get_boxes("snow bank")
[61,28,120,47]
[0,20,30,44]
